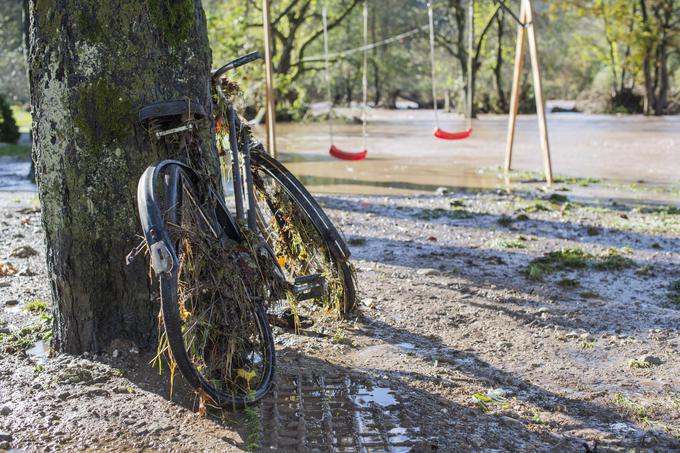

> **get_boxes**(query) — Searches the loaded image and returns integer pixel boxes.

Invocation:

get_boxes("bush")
[0,95,20,144]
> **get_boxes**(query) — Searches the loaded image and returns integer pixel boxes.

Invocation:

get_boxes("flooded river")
[1,110,678,196]
[271,109,680,195]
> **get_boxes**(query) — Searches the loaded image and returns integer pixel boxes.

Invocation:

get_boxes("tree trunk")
[494,12,507,113]
[26,0,213,353]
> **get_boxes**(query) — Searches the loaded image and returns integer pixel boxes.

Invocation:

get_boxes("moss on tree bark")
[26,0,213,353]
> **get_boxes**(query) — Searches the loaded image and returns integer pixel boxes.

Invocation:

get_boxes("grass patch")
[557,278,580,289]
[492,238,526,249]
[0,315,52,353]
[527,248,591,279]
[580,290,600,299]
[516,201,552,214]
[348,237,367,246]
[628,359,653,369]
[668,280,680,307]
[554,176,601,187]
[526,248,634,280]
[593,248,635,271]
[0,143,31,158]
[586,226,600,236]
[579,341,595,349]
[546,193,569,204]
[612,392,648,421]
[479,167,599,187]
[497,215,514,227]
[25,299,48,314]
[415,207,475,221]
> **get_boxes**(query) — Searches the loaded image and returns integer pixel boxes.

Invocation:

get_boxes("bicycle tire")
[250,150,357,316]
[137,161,275,408]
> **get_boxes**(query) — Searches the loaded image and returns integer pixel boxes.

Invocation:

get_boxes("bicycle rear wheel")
[250,151,356,317]
[138,162,276,408]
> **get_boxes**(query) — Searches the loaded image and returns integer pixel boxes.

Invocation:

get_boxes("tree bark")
[494,11,507,113]
[26,0,213,353]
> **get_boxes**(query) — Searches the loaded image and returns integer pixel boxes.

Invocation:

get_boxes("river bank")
[1,180,679,451]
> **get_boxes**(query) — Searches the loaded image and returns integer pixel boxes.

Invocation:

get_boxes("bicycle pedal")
[292,274,326,301]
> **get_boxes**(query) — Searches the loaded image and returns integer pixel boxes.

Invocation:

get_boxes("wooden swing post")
[262,0,278,158]
[503,0,552,185]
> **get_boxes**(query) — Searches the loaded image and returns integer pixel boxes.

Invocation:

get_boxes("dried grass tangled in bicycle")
[153,186,286,400]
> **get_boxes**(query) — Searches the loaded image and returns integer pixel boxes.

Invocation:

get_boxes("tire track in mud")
[258,372,423,452]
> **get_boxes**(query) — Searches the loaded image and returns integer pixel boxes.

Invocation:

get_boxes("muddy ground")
[1,181,679,452]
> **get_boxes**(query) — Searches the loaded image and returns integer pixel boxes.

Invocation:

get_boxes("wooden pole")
[504,0,552,186]
[262,0,277,158]
[504,0,527,174]
[525,0,553,184]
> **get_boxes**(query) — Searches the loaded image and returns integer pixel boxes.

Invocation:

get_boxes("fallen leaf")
[0,263,18,277]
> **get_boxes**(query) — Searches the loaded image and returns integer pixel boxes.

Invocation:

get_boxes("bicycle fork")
[226,103,257,231]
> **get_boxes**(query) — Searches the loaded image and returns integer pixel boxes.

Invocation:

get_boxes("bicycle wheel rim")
[158,166,275,408]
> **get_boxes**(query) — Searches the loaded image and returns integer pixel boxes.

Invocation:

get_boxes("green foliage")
[0,94,20,144]
[10,106,31,133]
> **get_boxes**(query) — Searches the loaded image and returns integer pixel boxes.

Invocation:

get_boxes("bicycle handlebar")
[212,52,262,81]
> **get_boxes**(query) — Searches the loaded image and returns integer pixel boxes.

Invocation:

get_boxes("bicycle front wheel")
[139,162,276,408]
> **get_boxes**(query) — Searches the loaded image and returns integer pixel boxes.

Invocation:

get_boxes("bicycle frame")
[213,52,263,234]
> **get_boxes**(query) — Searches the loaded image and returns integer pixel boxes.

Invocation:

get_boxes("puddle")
[396,342,416,353]
[354,386,398,408]
[27,340,48,365]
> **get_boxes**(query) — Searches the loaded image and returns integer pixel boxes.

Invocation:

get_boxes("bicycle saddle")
[138,100,206,124]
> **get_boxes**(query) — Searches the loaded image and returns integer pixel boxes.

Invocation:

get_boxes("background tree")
[0,0,29,105]
[26,0,214,353]
[0,95,20,144]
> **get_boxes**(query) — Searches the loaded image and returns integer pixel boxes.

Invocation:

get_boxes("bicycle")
[131,52,356,408]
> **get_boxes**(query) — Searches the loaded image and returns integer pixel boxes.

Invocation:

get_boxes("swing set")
[428,0,474,140]
[323,2,369,161]
[315,0,552,182]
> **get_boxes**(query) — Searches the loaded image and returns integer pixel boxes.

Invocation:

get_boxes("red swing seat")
[434,127,473,140]
[329,145,368,161]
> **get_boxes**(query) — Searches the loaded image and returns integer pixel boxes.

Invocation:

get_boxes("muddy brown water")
[264,110,680,195]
